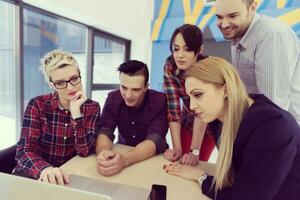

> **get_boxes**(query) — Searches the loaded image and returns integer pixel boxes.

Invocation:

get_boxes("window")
[93,36,125,84]
[0,0,17,149]
[0,0,130,149]
[23,7,87,106]
[91,32,130,107]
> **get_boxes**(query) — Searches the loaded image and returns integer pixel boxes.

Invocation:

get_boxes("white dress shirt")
[231,13,300,125]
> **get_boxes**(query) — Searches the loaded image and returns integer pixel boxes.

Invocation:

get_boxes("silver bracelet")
[198,172,208,185]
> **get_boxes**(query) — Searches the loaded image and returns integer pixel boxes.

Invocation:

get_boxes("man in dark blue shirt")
[96,60,168,176]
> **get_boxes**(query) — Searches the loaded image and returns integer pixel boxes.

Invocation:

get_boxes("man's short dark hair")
[117,60,149,86]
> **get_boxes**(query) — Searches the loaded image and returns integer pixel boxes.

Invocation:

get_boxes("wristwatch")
[198,172,208,185]
[190,148,200,156]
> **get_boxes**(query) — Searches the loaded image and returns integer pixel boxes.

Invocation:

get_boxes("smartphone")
[148,184,167,200]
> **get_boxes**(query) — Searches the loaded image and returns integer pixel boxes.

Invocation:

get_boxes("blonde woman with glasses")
[13,50,101,185]
[164,57,300,200]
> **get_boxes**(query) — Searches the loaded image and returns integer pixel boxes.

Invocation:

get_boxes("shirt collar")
[231,12,261,49]
[127,90,149,112]
[174,68,181,76]
[175,68,185,79]
[50,92,61,111]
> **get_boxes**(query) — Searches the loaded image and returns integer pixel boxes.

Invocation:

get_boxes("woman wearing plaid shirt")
[13,50,101,185]
[163,24,215,165]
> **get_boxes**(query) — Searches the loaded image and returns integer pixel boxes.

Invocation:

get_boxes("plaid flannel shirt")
[163,60,195,132]
[98,89,169,154]
[14,92,101,179]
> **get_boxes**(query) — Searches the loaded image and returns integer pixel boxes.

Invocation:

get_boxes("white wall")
[23,0,154,65]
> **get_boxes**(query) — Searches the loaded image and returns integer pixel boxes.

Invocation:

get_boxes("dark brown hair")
[167,24,207,68]
[117,60,149,86]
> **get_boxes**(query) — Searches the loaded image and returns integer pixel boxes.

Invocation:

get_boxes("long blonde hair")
[185,57,252,191]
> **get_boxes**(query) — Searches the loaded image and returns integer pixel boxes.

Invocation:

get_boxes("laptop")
[66,174,151,200]
[0,172,110,200]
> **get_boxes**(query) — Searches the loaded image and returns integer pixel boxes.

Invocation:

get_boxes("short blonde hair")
[40,49,80,82]
[185,57,252,192]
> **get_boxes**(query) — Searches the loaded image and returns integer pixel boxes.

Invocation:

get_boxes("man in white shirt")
[215,0,300,125]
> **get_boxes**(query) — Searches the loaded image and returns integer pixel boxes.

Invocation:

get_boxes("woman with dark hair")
[163,24,215,165]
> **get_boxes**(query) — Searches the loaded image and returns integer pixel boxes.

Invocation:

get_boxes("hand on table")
[38,166,69,185]
[96,150,125,176]
[179,153,199,166]
[163,148,182,162]
[164,163,204,182]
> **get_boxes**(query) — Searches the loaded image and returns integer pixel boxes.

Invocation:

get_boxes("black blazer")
[202,94,300,200]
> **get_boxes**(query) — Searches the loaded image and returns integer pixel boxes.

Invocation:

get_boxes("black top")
[203,94,300,200]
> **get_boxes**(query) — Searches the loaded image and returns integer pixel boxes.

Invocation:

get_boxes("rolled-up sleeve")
[73,102,101,157]
[163,62,182,123]
[146,94,169,154]
[97,93,117,142]
[15,98,51,179]
[146,133,168,154]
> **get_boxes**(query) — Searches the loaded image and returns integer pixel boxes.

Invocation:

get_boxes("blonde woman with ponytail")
[164,57,300,200]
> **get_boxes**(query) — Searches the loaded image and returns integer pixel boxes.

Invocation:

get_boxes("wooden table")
[61,144,215,200]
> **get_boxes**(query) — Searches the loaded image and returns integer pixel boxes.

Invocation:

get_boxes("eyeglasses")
[50,76,81,89]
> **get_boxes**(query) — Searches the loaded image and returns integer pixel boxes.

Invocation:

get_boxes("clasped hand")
[96,150,126,176]
[163,149,199,165]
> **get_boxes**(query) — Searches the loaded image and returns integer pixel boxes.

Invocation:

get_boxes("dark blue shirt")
[98,89,168,154]
[203,94,300,200]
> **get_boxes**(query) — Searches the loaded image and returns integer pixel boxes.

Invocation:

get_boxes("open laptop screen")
[0,172,110,200]
[66,174,151,200]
